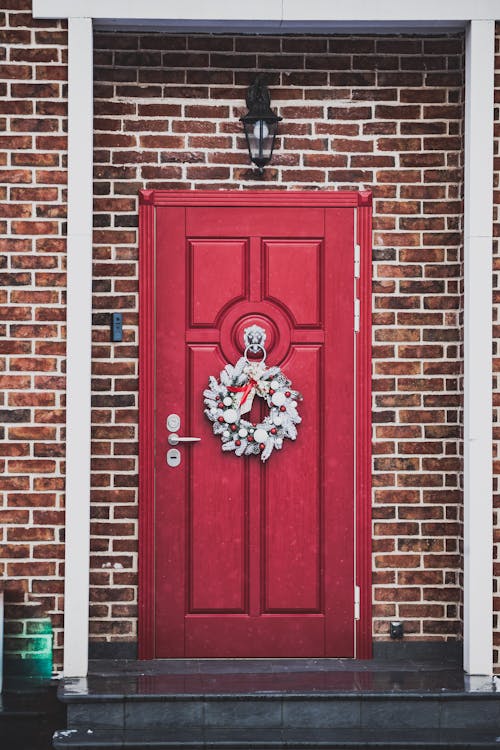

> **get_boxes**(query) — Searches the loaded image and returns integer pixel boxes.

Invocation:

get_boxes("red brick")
[12,220,59,235]
[7,562,56,576]
[0,340,31,354]
[327,106,372,120]
[0,374,31,388]
[399,604,445,618]
[13,152,60,167]
[375,555,421,569]
[11,83,61,98]
[0,64,31,79]
[10,48,59,62]
[7,527,54,542]
[374,489,420,504]
[2,109,36,132]
[2,28,30,43]
[8,459,56,474]
[374,587,421,602]
[8,392,55,407]
[9,426,56,440]
[0,475,30,490]
[0,544,30,558]
[35,170,66,184]
[0,169,31,183]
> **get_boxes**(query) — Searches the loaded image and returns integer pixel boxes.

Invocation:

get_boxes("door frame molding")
[138,189,372,659]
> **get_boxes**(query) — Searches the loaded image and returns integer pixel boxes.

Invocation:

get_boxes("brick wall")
[92,31,465,648]
[0,0,67,669]
[493,26,500,670]
[0,2,471,669]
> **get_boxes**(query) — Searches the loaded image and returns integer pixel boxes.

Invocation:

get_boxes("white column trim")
[463,19,494,676]
[63,16,93,678]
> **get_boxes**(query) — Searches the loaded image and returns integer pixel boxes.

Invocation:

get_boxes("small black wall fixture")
[240,75,282,174]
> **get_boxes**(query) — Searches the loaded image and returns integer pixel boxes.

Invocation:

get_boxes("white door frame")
[32,0,495,677]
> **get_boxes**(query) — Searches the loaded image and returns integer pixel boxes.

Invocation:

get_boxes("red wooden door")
[139,191,372,658]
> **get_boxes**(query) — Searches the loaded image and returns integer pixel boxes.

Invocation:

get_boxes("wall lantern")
[240,75,282,174]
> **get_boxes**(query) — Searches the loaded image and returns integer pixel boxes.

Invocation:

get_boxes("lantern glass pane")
[244,118,278,166]
[246,120,261,161]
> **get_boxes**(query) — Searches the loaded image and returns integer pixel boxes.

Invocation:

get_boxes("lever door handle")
[168,433,201,446]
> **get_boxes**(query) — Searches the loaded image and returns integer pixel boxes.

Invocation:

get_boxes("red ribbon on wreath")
[228,379,258,407]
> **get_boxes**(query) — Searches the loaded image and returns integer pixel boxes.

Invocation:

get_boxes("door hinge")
[354,585,360,620]
[354,244,361,278]
[354,298,360,333]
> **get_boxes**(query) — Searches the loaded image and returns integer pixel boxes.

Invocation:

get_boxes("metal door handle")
[168,433,201,446]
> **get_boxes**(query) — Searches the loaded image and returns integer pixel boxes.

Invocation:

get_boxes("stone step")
[52,726,500,750]
[64,694,500,732]
[55,658,500,749]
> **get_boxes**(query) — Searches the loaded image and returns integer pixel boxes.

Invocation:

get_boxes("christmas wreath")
[203,346,302,463]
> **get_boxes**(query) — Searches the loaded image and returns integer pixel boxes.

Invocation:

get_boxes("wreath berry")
[203,347,302,463]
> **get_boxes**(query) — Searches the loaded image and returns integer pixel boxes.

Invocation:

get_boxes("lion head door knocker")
[203,325,302,462]
[244,324,267,355]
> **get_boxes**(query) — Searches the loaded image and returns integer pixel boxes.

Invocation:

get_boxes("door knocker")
[203,326,302,462]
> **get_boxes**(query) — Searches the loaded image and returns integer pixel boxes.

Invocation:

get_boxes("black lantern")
[240,76,282,174]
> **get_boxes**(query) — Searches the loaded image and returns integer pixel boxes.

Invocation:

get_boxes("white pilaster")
[463,19,495,676]
[63,16,93,678]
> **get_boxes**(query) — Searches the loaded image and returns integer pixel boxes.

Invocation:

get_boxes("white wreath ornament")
[203,345,302,463]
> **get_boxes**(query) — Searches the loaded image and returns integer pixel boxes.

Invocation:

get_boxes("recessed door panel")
[264,345,322,614]
[189,240,247,326]
[264,241,323,326]
[188,345,247,614]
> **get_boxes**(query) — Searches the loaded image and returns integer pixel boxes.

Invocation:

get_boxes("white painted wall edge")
[463,19,494,676]
[32,0,499,22]
[63,16,93,679]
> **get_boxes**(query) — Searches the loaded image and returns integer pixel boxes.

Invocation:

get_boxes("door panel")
[189,240,247,326]
[264,241,322,326]
[264,346,321,614]
[141,191,368,659]
[188,347,247,614]
[185,206,324,237]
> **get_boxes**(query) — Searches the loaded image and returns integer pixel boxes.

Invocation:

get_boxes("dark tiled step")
[65,695,500,732]
[57,660,500,749]
[52,726,500,750]
[67,658,488,700]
